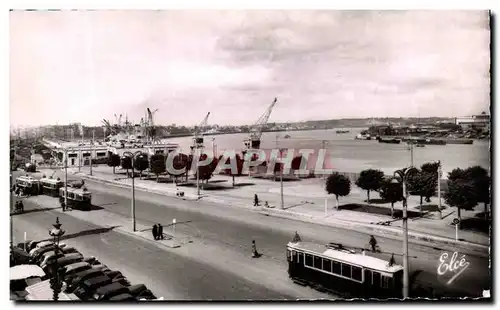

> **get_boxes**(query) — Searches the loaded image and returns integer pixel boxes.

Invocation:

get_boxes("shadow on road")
[10,207,60,216]
[60,225,121,241]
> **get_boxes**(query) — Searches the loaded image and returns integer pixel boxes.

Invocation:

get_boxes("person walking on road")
[251,240,261,258]
[253,194,259,207]
[369,235,378,252]
[60,201,66,212]
[152,224,158,240]
[158,224,164,240]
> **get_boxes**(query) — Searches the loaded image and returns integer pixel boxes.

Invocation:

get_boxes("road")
[12,208,300,300]
[12,169,491,298]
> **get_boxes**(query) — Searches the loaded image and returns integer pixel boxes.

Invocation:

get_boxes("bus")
[286,241,403,299]
[39,177,64,197]
[59,187,92,211]
[15,176,41,196]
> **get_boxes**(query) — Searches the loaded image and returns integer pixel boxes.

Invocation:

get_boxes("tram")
[15,176,41,196]
[59,186,92,211]
[287,241,403,299]
[39,177,64,197]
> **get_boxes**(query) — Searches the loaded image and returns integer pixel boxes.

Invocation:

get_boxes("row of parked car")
[21,239,158,301]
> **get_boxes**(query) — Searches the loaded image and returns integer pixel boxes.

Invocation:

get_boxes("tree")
[407,163,439,215]
[379,179,403,218]
[133,153,149,179]
[169,153,191,183]
[291,155,304,171]
[107,154,120,174]
[120,156,132,177]
[444,168,478,228]
[465,166,490,220]
[150,154,166,183]
[220,153,244,186]
[355,169,385,203]
[325,172,351,209]
[195,154,218,184]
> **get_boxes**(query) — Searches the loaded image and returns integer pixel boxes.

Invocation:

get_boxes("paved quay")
[60,166,489,250]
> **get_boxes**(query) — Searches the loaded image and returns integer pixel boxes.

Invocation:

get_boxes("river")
[162,128,490,178]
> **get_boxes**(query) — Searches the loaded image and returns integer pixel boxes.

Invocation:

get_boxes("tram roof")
[288,241,403,273]
[16,176,39,182]
[40,178,63,184]
[60,187,92,195]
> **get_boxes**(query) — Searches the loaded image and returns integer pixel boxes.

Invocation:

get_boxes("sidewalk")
[72,166,489,250]
[24,195,331,300]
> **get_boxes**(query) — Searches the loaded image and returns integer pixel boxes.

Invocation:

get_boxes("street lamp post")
[437,161,442,220]
[394,166,418,299]
[10,172,14,262]
[123,151,143,232]
[48,217,65,301]
[279,148,285,210]
[64,149,68,208]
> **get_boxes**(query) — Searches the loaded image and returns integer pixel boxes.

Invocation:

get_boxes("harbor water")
[162,128,490,178]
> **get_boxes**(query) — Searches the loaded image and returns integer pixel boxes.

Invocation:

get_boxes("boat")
[284,134,291,139]
[336,130,350,134]
[355,132,372,140]
[378,138,401,144]
[444,139,474,145]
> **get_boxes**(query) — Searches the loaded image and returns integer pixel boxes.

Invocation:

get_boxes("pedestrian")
[253,194,259,206]
[18,200,24,213]
[158,224,164,240]
[369,235,378,252]
[60,201,66,212]
[251,240,260,258]
[152,224,158,240]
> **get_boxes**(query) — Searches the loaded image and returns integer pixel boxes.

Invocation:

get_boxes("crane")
[192,112,210,151]
[147,108,160,144]
[244,97,278,150]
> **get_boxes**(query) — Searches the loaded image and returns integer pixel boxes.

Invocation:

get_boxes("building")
[455,113,490,130]
[41,139,109,167]
[107,143,179,158]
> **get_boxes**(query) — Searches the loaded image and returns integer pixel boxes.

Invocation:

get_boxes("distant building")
[455,112,490,130]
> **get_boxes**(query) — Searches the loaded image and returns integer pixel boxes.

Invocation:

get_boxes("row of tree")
[325,164,490,226]
[107,152,307,185]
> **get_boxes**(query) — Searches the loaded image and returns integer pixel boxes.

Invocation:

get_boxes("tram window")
[332,261,341,274]
[286,250,291,261]
[322,258,332,273]
[372,272,381,287]
[291,251,297,262]
[381,276,391,288]
[352,266,362,281]
[341,264,352,278]
[314,256,322,269]
[364,270,372,284]
[97,152,106,157]
[297,252,303,264]
[305,254,313,267]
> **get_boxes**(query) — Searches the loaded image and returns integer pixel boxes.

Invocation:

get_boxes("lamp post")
[48,217,65,301]
[10,172,14,263]
[279,148,286,210]
[393,166,418,299]
[437,160,442,220]
[123,151,144,232]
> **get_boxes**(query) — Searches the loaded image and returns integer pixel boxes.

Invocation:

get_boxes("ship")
[378,138,401,144]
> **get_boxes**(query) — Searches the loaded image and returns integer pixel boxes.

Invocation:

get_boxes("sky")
[10,10,490,127]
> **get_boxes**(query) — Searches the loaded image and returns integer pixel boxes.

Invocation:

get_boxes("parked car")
[64,262,91,277]
[65,269,106,293]
[128,284,156,299]
[73,275,113,300]
[91,282,130,301]
[43,253,83,273]
[37,250,64,267]
[109,293,136,301]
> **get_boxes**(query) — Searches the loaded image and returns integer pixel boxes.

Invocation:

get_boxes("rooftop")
[288,241,403,273]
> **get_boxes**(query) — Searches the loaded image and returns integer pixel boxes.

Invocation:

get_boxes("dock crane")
[147,108,160,144]
[191,112,210,152]
[244,97,278,150]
